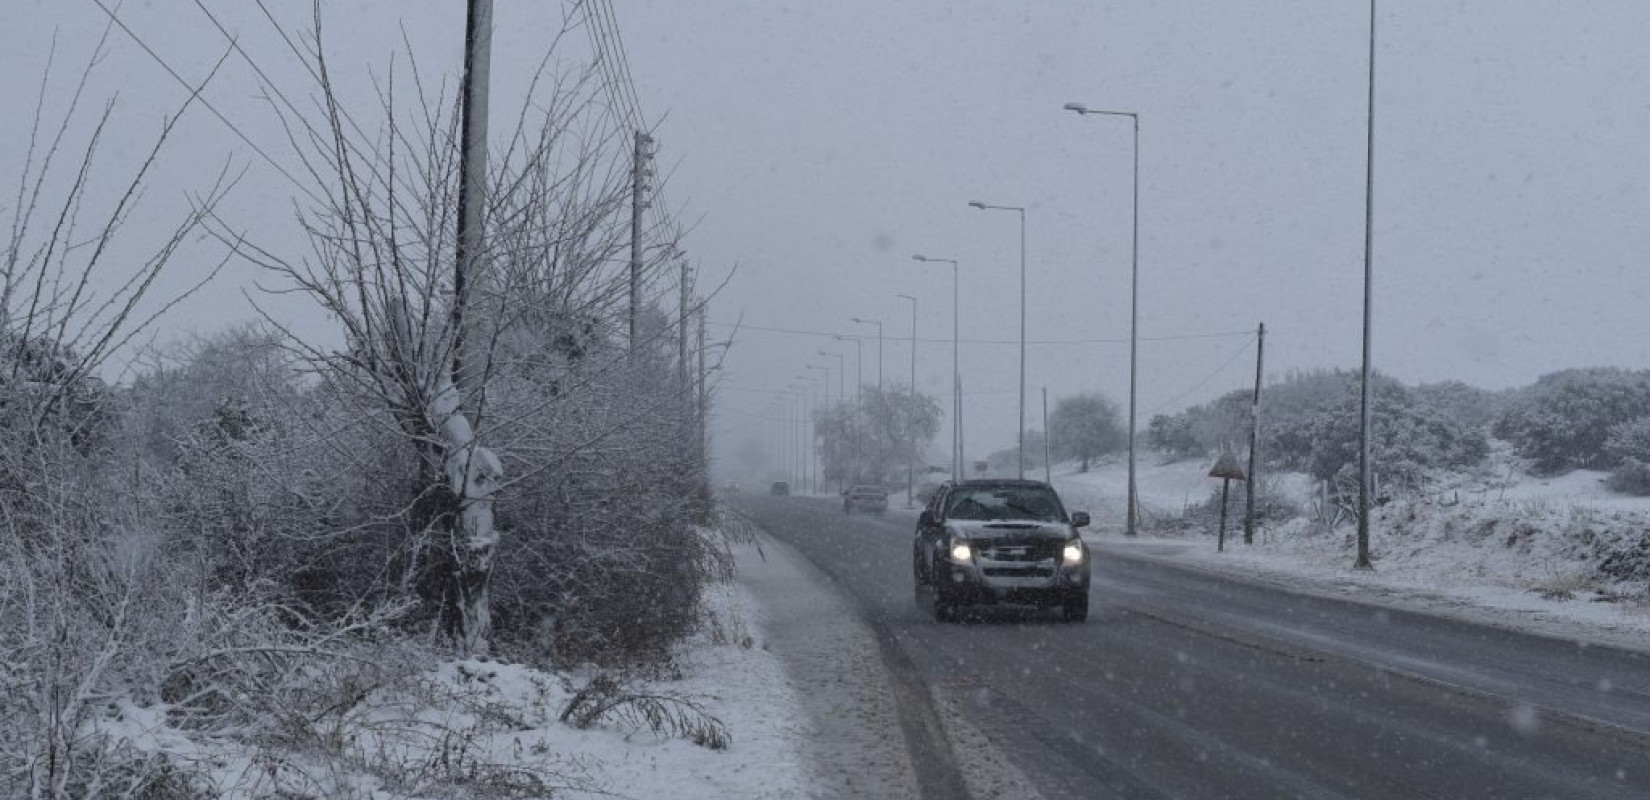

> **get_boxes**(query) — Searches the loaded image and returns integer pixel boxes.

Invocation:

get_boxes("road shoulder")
[734,531,922,798]
[1089,534,1650,655]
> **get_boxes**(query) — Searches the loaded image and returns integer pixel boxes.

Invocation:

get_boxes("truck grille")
[983,566,1054,578]
[979,541,1060,562]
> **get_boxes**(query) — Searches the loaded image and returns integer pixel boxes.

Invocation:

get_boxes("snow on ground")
[1057,447,1650,651]
[91,547,815,799]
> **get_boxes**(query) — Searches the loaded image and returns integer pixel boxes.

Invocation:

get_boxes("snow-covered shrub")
[1307,380,1488,490]
[1605,417,1650,495]
[1050,392,1126,471]
[1147,411,1205,461]
[1494,368,1650,474]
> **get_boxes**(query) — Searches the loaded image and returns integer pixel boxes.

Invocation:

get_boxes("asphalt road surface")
[739,494,1650,800]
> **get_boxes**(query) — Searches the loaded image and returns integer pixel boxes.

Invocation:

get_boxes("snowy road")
[739,495,1650,800]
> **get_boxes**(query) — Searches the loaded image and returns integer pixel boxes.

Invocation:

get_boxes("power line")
[88,0,324,205]
[706,319,1255,347]
[1146,338,1255,416]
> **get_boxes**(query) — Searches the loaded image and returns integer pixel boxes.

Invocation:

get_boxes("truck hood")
[946,519,1074,542]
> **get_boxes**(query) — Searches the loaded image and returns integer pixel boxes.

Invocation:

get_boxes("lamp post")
[896,293,918,507]
[816,350,846,405]
[850,317,884,392]
[818,350,847,490]
[1063,102,1141,537]
[1356,0,1378,570]
[806,365,830,494]
[969,200,1028,479]
[912,254,961,481]
[832,334,864,405]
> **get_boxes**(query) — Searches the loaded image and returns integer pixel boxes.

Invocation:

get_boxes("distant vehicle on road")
[723,481,741,493]
[769,480,791,496]
[843,484,888,514]
[912,479,1091,622]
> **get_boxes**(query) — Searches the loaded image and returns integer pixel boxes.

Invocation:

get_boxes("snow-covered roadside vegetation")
[71,564,812,800]
[0,14,768,799]
[1051,368,1650,643]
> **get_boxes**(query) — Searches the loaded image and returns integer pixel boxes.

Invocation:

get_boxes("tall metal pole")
[1018,208,1027,480]
[1244,322,1266,545]
[968,202,1028,480]
[911,256,960,481]
[1061,105,1140,534]
[1042,386,1052,484]
[897,295,918,506]
[853,319,883,392]
[1126,115,1140,537]
[952,262,960,480]
[1357,0,1377,570]
[453,0,492,397]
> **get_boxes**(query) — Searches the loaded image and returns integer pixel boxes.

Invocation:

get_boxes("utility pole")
[453,0,492,397]
[450,0,493,656]
[1043,386,1052,484]
[957,373,966,476]
[678,257,692,406]
[628,130,654,355]
[1244,322,1266,545]
[897,294,918,507]
[697,307,709,512]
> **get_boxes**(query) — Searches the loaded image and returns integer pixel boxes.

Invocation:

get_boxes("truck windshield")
[945,487,1064,522]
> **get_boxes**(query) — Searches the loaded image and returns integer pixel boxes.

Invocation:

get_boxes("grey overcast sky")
[6,1,1650,461]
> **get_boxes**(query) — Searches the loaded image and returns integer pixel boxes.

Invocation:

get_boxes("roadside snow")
[1058,447,1650,652]
[89,561,815,799]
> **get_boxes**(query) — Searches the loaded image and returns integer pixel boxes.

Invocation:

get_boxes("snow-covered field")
[1058,447,1650,649]
[89,560,814,800]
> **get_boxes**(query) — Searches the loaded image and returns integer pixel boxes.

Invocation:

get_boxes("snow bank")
[1071,445,1650,647]
[85,574,813,799]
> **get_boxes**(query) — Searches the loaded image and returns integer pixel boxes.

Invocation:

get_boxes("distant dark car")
[843,484,888,514]
[912,479,1092,622]
[769,480,791,496]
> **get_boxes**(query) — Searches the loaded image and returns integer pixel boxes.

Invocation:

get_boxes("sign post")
[1209,449,1248,552]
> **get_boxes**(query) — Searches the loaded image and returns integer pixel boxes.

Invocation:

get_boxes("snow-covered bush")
[1605,417,1650,495]
[813,384,943,486]
[1050,392,1126,471]
[1306,380,1488,490]
[1494,368,1650,474]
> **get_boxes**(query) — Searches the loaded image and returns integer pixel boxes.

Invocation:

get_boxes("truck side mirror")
[1071,511,1091,529]
[919,510,936,528]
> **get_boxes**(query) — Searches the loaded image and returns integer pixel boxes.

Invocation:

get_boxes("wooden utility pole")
[449,0,495,656]
[629,131,653,354]
[1042,386,1052,484]
[1244,322,1266,544]
[697,306,710,514]
[453,0,492,393]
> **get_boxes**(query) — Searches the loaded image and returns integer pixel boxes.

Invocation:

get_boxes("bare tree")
[220,9,689,655]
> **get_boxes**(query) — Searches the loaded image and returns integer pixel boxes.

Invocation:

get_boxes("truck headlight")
[1062,541,1084,565]
[950,541,973,562]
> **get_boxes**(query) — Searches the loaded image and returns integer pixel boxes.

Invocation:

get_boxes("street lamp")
[1063,101,1141,536]
[832,334,864,405]
[807,363,833,494]
[849,317,884,392]
[968,200,1028,479]
[815,350,846,405]
[1357,0,1378,570]
[912,254,961,481]
[895,293,918,507]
